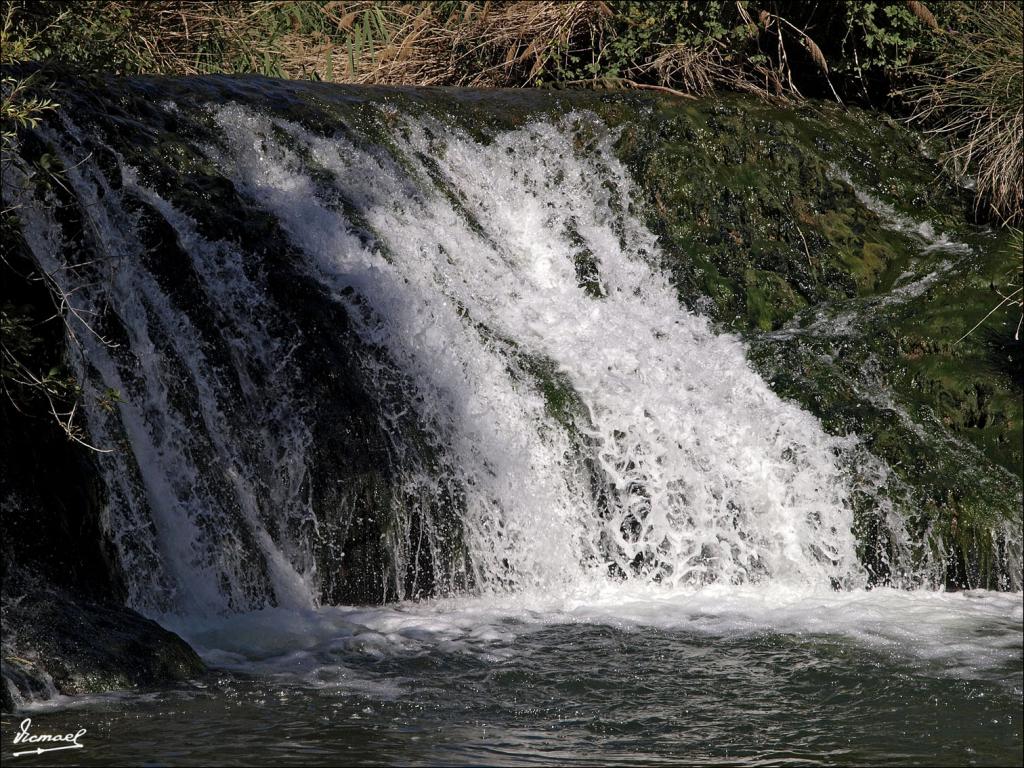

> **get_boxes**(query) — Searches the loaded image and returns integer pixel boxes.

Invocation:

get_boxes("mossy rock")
[2,589,204,710]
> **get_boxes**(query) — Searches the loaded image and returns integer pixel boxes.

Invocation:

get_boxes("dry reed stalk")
[339,1,610,88]
[649,42,721,97]
[758,9,842,103]
[906,1,941,34]
[905,2,1023,224]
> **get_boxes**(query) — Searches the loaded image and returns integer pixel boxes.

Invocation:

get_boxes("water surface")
[5,586,1020,766]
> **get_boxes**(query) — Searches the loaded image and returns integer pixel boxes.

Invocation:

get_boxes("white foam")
[209,104,867,595]
[162,583,1023,687]
[830,168,972,255]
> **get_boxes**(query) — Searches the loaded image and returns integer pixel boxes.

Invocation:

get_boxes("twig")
[796,225,815,276]
[612,78,698,100]
[954,286,1023,344]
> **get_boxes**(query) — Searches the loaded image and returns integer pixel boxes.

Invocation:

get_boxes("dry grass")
[643,41,778,100]
[46,1,612,87]
[318,1,611,88]
[904,2,1023,224]
[17,1,826,98]
[647,43,722,97]
[0,1,868,102]
[80,1,248,75]
[637,6,841,104]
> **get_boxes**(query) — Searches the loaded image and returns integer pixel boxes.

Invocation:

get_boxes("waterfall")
[13,95,874,617]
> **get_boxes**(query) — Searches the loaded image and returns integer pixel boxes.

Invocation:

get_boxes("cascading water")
[13,97,874,616]
[16,117,320,615]
[4,79,1022,765]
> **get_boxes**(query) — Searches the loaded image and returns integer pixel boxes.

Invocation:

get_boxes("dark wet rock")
[2,587,203,710]
[1,234,203,711]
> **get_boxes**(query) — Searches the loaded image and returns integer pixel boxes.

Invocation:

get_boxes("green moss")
[596,93,1020,588]
[851,242,891,291]
[515,353,587,433]
[744,268,807,330]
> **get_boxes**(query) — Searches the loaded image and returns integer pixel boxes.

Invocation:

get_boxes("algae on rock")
[610,95,1021,588]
